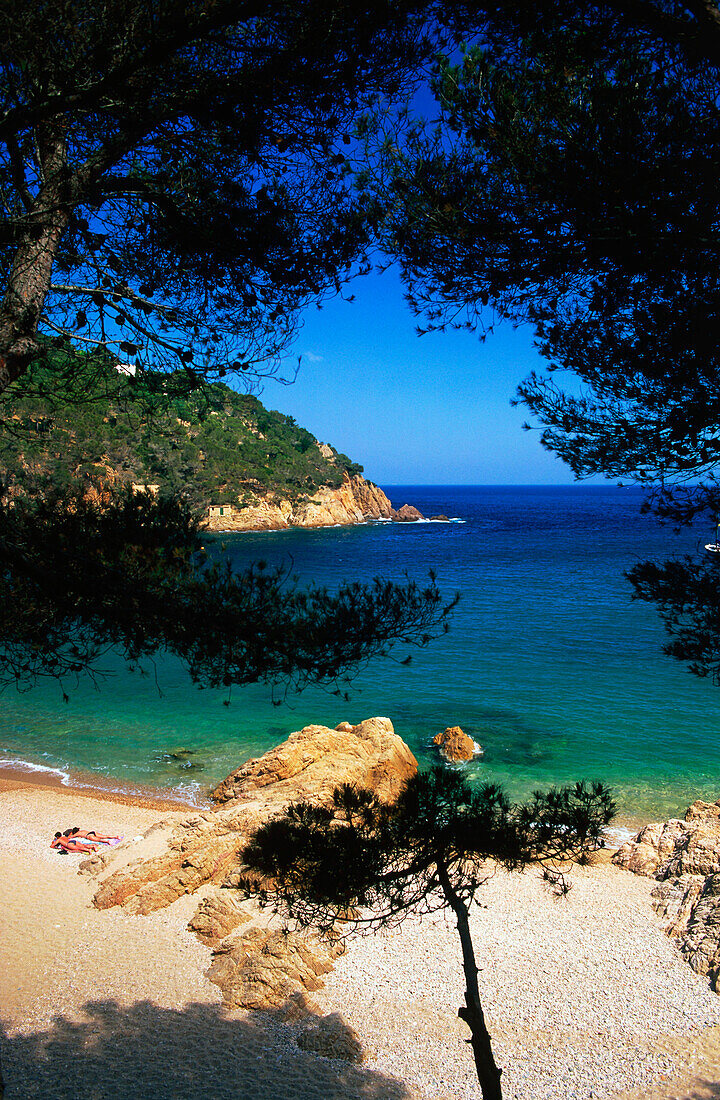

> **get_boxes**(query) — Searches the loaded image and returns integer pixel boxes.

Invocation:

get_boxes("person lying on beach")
[51,832,99,853]
[63,827,121,844]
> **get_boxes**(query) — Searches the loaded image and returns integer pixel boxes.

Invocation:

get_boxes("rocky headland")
[204,472,425,532]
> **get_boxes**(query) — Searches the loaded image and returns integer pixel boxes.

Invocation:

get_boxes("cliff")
[204,471,422,532]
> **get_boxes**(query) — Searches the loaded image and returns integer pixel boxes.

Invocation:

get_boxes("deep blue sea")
[2,485,719,823]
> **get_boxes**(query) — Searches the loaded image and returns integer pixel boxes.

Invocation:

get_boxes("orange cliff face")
[203,472,420,532]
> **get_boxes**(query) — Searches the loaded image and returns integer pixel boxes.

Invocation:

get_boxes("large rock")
[614,798,720,990]
[211,716,417,807]
[296,1014,364,1063]
[393,503,423,522]
[432,725,479,763]
[88,717,416,916]
[187,893,253,945]
[206,926,342,1010]
[84,717,417,1010]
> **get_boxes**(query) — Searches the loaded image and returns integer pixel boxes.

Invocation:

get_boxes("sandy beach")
[2,774,720,1100]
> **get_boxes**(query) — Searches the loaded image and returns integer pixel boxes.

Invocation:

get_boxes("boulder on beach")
[433,726,480,763]
[211,716,417,806]
[206,925,343,1010]
[82,717,418,1009]
[614,797,720,990]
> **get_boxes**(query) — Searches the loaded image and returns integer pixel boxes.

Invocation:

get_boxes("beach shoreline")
[2,774,720,1099]
[0,758,209,810]
[0,752,656,837]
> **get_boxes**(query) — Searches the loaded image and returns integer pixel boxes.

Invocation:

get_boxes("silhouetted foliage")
[0,0,436,396]
[0,486,456,693]
[382,1,720,678]
[241,766,616,1100]
[0,4,462,696]
[628,555,720,683]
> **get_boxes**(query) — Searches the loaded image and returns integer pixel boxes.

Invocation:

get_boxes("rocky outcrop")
[393,503,423,523]
[187,893,253,945]
[296,1014,364,1063]
[433,725,480,763]
[614,798,720,991]
[204,472,425,532]
[82,717,417,1008]
[206,926,343,1010]
[211,716,417,806]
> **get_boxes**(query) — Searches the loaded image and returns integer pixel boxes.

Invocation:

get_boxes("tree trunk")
[0,125,72,394]
[436,859,503,1100]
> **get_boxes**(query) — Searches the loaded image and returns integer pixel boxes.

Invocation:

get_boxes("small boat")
[705,522,720,554]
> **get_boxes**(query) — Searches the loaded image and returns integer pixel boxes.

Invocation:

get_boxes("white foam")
[604,825,638,846]
[169,780,207,805]
[0,757,72,785]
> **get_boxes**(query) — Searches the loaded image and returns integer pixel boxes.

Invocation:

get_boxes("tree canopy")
[383,0,720,678]
[0,0,434,396]
[0,1,462,697]
[241,767,616,1100]
[0,484,455,694]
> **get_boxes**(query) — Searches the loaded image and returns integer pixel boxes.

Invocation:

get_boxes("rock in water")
[393,503,423,522]
[433,726,479,763]
[211,716,417,806]
[614,798,720,990]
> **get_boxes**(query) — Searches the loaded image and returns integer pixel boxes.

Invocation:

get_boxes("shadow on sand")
[1,998,413,1100]
[684,1083,720,1100]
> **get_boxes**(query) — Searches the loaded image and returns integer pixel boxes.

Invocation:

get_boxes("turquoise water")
[2,485,719,822]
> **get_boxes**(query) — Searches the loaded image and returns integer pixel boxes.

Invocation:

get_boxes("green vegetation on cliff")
[0,344,362,508]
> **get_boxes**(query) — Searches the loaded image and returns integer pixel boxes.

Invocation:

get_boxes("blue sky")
[260,264,582,486]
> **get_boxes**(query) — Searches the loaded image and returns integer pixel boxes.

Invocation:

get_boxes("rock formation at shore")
[204,472,425,532]
[614,798,720,991]
[432,725,480,763]
[81,717,418,1011]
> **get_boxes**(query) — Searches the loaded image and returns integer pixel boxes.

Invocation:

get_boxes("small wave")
[604,824,637,846]
[420,517,466,524]
[0,756,72,785]
[168,780,208,805]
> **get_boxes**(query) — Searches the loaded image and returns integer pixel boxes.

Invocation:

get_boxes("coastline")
[0,758,208,810]
[0,752,653,837]
[2,774,720,1099]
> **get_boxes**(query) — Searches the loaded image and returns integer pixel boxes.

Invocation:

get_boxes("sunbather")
[51,832,99,853]
[64,827,121,843]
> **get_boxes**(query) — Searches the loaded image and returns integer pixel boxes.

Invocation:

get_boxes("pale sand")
[1,776,720,1100]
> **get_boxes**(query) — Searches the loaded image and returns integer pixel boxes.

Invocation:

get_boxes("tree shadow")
[1,998,412,1100]
[684,1083,720,1100]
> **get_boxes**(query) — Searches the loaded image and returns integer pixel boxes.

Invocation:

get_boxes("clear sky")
[260,263,583,486]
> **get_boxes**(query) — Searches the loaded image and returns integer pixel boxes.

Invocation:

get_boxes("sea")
[2,484,719,826]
